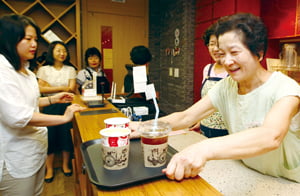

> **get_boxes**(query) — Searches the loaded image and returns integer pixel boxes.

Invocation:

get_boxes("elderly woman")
[131,13,300,183]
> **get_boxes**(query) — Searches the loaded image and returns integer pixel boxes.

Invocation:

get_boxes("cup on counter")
[99,127,131,170]
[138,120,171,168]
[104,117,130,128]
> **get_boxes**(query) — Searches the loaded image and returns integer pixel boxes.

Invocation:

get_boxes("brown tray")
[80,139,177,189]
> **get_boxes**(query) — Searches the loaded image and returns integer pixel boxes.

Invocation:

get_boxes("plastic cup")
[99,128,131,170]
[104,117,130,128]
[138,120,171,168]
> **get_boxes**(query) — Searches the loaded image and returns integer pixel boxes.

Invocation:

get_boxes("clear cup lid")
[138,120,171,137]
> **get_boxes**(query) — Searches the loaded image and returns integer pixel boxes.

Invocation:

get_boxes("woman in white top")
[0,14,84,196]
[37,41,77,183]
[131,13,300,183]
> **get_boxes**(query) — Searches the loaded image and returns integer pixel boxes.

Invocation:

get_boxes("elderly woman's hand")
[128,121,142,139]
[162,141,208,181]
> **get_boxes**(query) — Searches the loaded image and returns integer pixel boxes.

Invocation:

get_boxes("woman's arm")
[38,78,69,94]
[204,96,299,160]
[159,95,216,130]
[39,96,52,107]
[29,112,69,127]
[38,78,77,94]
[39,92,74,107]
[163,96,300,181]
[129,95,215,138]
[28,103,85,127]
[68,78,77,93]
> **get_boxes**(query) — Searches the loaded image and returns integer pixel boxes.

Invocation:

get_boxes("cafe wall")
[81,0,195,114]
[81,0,149,92]
[149,0,260,114]
[149,0,196,114]
[193,0,261,102]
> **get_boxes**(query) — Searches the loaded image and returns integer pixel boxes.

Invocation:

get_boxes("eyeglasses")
[54,49,67,54]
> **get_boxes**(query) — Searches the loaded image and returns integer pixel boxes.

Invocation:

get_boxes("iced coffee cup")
[138,120,171,168]
[99,127,131,170]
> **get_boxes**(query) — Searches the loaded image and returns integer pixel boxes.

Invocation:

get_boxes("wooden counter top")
[73,96,126,142]
[72,95,222,196]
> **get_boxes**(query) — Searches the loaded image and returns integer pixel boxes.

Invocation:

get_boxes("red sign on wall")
[101,26,113,84]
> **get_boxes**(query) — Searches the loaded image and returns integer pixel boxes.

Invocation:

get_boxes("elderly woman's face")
[218,30,260,82]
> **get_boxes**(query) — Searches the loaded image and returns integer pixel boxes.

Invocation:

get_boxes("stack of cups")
[100,117,131,170]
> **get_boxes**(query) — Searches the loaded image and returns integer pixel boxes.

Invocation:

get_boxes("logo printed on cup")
[100,128,131,147]
[99,128,131,170]
[107,136,129,147]
[104,117,130,128]
[138,121,171,168]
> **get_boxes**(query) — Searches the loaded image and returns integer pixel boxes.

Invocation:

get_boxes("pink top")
[202,63,228,83]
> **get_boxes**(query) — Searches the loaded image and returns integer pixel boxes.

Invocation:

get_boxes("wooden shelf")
[0,0,81,68]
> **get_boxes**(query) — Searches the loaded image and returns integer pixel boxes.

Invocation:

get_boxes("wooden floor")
[41,153,76,196]
[41,167,76,196]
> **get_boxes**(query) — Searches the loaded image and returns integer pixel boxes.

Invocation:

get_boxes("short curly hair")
[215,13,268,58]
[130,45,152,65]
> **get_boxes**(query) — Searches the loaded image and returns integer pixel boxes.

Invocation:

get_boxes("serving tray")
[80,139,177,189]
